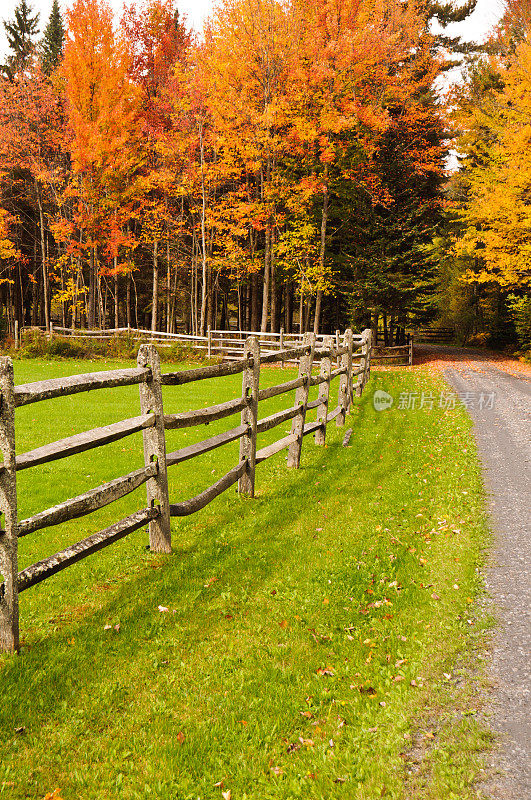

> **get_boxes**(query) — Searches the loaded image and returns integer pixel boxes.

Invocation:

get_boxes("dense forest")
[0,0,529,352]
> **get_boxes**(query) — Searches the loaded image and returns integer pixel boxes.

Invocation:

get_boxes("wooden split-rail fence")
[18,324,413,365]
[0,328,372,653]
[19,324,358,362]
[371,337,413,367]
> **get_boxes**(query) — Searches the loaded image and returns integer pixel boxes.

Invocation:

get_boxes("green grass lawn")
[0,359,489,799]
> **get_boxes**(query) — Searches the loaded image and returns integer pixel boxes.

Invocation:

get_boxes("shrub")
[11,328,217,365]
[507,294,531,354]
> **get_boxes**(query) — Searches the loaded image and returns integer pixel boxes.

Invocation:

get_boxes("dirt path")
[417,345,530,798]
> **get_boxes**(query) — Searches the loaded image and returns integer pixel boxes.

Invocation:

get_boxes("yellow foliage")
[453,33,531,290]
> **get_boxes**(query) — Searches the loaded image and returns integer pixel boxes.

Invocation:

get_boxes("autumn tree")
[449,4,531,348]
[0,62,68,330]
[62,0,143,328]
[122,0,192,332]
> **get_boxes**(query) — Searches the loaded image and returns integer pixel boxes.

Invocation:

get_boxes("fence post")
[337,329,353,426]
[207,327,212,359]
[14,320,18,350]
[287,332,315,469]
[409,334,413,366]
[279,327,284,368]
[315,335,332,447]
[137,344,171,553]
[0,358,19,653]
[356,328,371,396]
[239,337,260,497]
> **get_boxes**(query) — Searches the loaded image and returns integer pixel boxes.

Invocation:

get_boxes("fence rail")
[0,329,371,652]
[370,337,413,367]
[19,324,364,362]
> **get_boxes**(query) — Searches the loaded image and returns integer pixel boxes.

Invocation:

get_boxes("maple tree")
[61,0,144,327]
[0,0,499,343]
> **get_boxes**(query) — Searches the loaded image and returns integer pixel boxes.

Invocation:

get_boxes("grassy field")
[0,359,490,799]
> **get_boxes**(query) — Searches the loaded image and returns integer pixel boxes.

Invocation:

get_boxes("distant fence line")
[17,324,412,365]
[0,329,372,653]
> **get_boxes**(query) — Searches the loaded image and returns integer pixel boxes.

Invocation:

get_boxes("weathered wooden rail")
[370,337,413,367]
[21,324,345,362]
[0,329,371,652]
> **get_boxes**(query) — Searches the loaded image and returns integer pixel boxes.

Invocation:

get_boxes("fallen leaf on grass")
[271,766,284,776]
[431,593,441,601]
[358,686,377,696]
[334,777,347,784]
[279,620,288,629]
[222,791,232,800]
[158,605,169,613]
[15,726,25,734]
[213,780,224,788]
[316,666,335,676]
[204,577,218,588]
[287,742,301,753]
[175,731,185,744]
[300,710,313,719]
[43,791,63,800]
[299,737,315,747]
[392,675,405,682]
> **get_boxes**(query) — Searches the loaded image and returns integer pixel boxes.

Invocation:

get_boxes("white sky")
[0,0,505,62]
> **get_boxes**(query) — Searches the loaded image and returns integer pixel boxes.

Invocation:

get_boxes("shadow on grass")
[0,376,407,743]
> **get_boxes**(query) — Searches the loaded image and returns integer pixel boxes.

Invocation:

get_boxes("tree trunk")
[199,124,208,336]
[166,237,171,333]
[284,280,292,334]
[261,225,270,332]
[270,246,277,332]
[251,271,259,331]
[36,185,49,331]
[88,245,96,328]
[314,180,329,335]
[151,239,159,332]
[245,280,251,330]
[114,260,119,329]
[371,311,379,343]
[126,271,131,329]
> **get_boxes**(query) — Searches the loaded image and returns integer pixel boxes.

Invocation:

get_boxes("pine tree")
[2,0,40,79]
[41,0,65,75]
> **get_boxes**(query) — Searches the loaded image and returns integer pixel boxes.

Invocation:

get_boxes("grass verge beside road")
[1,361,490,799]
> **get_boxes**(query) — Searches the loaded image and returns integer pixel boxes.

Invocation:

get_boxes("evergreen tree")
[2,0,40,79]
[40,0,65,75]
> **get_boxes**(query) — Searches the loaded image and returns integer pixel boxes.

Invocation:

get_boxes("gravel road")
[418,345,530,798]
